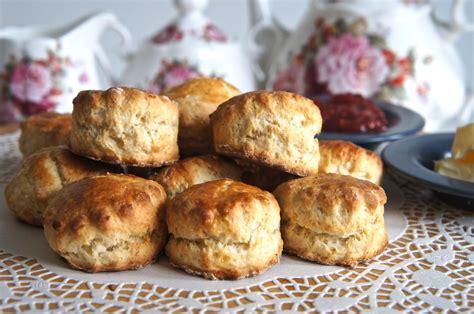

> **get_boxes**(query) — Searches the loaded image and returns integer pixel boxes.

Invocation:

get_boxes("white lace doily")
[1,131,473,312]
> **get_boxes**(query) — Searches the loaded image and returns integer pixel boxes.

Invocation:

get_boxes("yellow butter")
[452,123,474,159]
[435,123,474,182]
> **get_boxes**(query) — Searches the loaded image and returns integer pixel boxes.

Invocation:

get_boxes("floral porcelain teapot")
[0,12,132,123]
[249,0,474,131]
[121,0,256,93]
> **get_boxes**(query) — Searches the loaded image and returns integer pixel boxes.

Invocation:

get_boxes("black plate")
[382,133,474,209]
[318,102,425,147]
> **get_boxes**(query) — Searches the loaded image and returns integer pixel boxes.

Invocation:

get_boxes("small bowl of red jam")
[315,93,424,148]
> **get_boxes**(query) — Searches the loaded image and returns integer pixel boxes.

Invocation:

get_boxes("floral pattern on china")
[250,0,473,131]
[148,59,203,94]
[272,17,420,102]
[0,13,133,124]
[152,22,227,44]
[0,51,87,124]
[120,0,256,95]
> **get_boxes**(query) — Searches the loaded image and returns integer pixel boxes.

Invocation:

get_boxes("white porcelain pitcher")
[121,0,256,94]
[0,12,132,123]
[248,0,474,131]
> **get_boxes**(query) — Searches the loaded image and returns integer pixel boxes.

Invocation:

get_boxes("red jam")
[316,94,389,133]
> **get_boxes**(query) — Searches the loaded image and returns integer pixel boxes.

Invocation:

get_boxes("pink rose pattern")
[149,60,203,93]
[203,23,227,42]
[152,24,184,44]
[10,63,52,103]
[152,23,227,44]
[315,33,389,97]
[272,62,306,95]
[0,51,86,124]
[272,17,418,102]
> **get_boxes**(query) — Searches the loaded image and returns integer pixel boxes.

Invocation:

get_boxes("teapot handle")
[247,0,289,87]
[94,15,133,85]
[247,22,287,84]
[432,0,474,43]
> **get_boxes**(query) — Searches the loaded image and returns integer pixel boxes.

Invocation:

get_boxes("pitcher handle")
[95,14,133,85]
[432,0,474,43]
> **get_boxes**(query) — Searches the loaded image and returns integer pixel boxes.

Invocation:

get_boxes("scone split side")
[166,179,283,280]
[210,91,322,176]
[43,174,168,272]
[273,173,388,267]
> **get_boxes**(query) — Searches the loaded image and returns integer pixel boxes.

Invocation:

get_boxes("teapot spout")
[247,0,290,86]
[59,12,133,85]
[432,0,474,42]
[60,12,131,49]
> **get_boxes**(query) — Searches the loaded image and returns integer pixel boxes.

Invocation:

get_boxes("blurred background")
[0,0,473,130]
[1,0,472,85]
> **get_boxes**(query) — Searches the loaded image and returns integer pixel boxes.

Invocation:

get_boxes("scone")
[69,87,179,166]
[19,112,72,156]
[318,140,383,184]
[273,173,387,267]
[235,158,296,191]
[43,174,168,273]
[5,146,108,226]
[163,77,241,156]
[166,179,283,280]
[149,155,243,198]
[210,91,322,176]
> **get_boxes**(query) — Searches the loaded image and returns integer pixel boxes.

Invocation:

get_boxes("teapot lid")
[152,0,227,44]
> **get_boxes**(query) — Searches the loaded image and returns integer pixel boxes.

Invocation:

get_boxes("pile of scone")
[5,78,387,280]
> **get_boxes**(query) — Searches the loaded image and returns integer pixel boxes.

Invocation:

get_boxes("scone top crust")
[163,77,240,106]
[43,174,167,238]
[69,87,179,166]
[318,140,383,184]
[19,112,72,156]
[273,173,387,235]
[163,77,241,155]
[20,112,72,132]
[149,155,243,198]
[163,77,240,132]
[167,179,280,243]
[210,91,322,176]
[5,146,109,226]
[211,91,322,133]
[73,86,177,112]
[9,145,108,198]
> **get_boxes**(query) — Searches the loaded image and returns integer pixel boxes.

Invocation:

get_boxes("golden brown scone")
[273,173,387,267]
[163,77,241,156]
[210,91,322,176]
[234,158,296,191]
[43,174,168,273]
[4,146,109,226]
[166,179,283,280]
[69,87,179,166]
[19,112,72,156]
[149,155,243,198]
[318,140,383,185]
